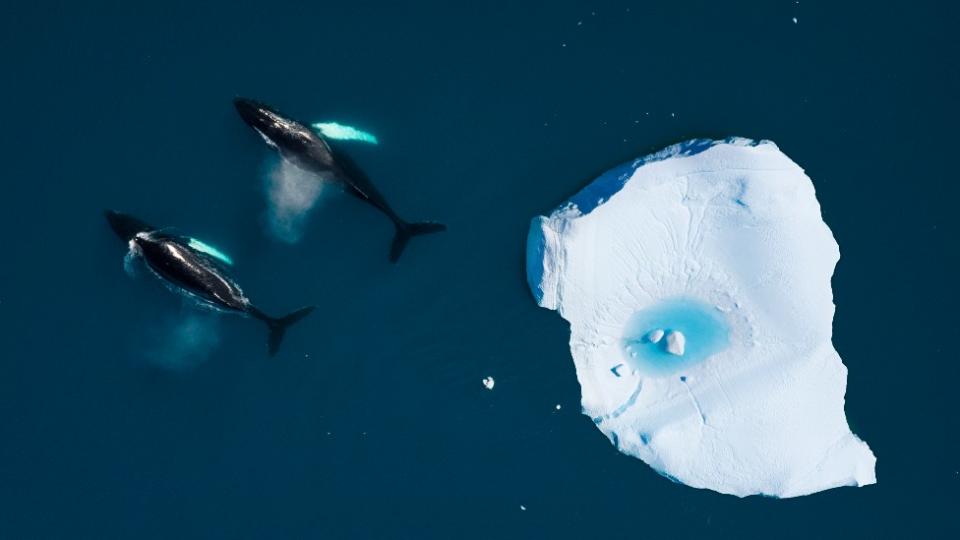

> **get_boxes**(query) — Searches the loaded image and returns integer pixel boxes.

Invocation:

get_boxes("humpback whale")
[104,210,314,356]
[233,97,446,262]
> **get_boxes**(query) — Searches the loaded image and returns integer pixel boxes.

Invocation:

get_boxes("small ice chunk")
[482,376,495,390]
[646,329,665,343]
[665,330,686,356]
[555,404,562,410]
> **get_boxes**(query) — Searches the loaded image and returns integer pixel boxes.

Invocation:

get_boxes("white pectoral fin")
[310,122,378,144]
[187,238,234,266]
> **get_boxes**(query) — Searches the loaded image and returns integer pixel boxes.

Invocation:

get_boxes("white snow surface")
[525,138,876,498]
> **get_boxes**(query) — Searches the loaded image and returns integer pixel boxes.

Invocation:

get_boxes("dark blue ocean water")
[0,1,956,538]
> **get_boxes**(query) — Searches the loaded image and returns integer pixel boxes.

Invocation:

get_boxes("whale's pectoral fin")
[311,122,379,144]
[389,221,447,262]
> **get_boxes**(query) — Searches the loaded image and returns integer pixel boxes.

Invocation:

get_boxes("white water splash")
[143,310,221,372]
[123,251,139,277]
[264,159,332,243]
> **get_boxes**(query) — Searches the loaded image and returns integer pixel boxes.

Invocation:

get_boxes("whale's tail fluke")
[390,220,446,262]
[254,306,315,356]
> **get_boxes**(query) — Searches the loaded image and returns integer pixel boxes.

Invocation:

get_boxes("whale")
[233,97,446,262]
[104,210,314,356]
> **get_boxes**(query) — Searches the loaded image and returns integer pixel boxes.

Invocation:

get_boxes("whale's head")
[104,210,153,242]
[233,97,316,154]
[233,97,272,132]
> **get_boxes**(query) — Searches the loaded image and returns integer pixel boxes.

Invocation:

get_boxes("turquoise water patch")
[622,297,729,376]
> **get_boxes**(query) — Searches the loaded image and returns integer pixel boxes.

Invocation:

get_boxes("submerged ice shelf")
[525,138,876,498]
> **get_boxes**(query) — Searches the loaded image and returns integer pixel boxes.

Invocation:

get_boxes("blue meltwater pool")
[622,297,730,376]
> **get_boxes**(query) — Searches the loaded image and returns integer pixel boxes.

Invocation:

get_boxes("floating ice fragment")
[665,330,686,356]
[525,138,876,498]
[482,376,495,390]
[647,329,665,343]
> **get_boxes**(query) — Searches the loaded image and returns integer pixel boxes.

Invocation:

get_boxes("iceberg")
[525,138,876,498]
[664,330,685,356]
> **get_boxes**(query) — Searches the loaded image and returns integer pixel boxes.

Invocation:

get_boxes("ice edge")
[526,137,769,308]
